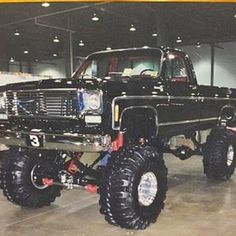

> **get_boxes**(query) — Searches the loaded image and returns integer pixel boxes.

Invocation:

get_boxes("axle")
[42,177,98,193]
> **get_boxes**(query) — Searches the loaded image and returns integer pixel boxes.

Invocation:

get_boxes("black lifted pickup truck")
[0,47,236,230]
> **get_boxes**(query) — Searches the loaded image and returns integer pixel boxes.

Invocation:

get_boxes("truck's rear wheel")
[203,128,236,180]
[99,145,168,229]
[1,149,62,208]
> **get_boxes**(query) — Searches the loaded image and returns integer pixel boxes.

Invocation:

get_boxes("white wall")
[9,62,28,73]
[9,58,66,79]
[32,59,66,78]
[0,72,50,86]
[214,42,236,88]
[181,42,236,89]
[181,44,211,86]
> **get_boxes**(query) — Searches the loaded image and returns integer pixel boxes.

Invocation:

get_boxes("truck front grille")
[6,89,78,118]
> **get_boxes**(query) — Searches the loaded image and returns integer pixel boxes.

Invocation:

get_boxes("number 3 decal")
[29,135,40,147]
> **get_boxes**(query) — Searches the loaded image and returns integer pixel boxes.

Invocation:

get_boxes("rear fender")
[219,105,235,126]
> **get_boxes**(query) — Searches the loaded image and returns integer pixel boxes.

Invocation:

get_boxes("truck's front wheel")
[203,128,236,180]
[99,145,168,229]
[2,149,62,208]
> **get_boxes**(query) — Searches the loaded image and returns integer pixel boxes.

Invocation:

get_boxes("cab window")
[165,53,189,82]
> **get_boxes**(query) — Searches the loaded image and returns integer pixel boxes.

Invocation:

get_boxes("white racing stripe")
[159,117,218,127]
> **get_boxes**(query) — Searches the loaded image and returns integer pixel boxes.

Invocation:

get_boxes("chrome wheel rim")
[227,145,234,167]
[138,172,158,207]
[30,165,48,190]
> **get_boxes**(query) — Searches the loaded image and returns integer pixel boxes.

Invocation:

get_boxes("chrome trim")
[6,88,103,118]
[112,95,236,103]
[112,95,168,130]
[159,117,218,127]
[88,47,164,57]
[0,130,111,153]
[7,88,78,93]
[84,47,164,80]
[111,94,234,130]
[7,114,78,120]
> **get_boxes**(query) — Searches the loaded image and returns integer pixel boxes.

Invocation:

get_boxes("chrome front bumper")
[0,130,111,152]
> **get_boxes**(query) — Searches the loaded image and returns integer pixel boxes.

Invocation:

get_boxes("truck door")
[198,85,229,127]
[163,51,200,132]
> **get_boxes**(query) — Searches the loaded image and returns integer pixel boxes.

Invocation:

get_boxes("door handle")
[189,85,198,90]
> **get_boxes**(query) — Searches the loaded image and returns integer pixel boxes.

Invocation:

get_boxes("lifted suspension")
[40,151,110,193]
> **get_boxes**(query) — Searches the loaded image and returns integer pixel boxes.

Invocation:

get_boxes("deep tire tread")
[99,145,168,230]
[203,128,236,180]
[1,149,61,208]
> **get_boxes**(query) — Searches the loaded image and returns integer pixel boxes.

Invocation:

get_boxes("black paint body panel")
[1,47,236,145]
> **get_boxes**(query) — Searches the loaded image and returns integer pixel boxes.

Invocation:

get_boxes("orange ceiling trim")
[1,0,236,3]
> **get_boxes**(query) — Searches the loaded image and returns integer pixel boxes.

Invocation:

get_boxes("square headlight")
[77,90,103,114]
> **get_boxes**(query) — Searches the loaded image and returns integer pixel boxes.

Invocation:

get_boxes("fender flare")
[219,105,235,123]
[119,105,159,136]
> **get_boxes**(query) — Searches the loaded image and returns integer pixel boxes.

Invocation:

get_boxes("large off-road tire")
[99,145,168,230]
[1,149,62,208]
[203,128,236,180]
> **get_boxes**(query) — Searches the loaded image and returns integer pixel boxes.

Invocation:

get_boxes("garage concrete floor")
[0,154,235,236]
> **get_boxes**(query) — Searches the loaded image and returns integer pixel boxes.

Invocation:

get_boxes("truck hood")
[5,77,164,97]
[5,78,100,91]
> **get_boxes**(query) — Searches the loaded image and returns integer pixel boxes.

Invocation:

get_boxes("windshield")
[74,49,162,80]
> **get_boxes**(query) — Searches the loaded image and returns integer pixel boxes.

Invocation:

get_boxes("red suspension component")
[85,184,98,193]
[42,178,54,186]
[68,159,78,173]
[67,152,83,173]
[227,127,236,132]
[112,132,124,151]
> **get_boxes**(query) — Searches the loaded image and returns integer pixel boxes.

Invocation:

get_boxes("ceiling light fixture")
[14,30,20,36]
[41,2,50,8]
[23,50,29,54]
[152,33,158,37]
[176,36,182,43]
[79,40,85,47]
[53,53,57,57]
[92,13,99,22]
[129,24,136,32]
[196,42,201,48]
[53,36,60,43]
[9,57,14,63]
[106,46,111,50]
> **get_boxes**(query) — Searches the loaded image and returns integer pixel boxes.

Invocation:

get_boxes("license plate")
[26,134,44,147]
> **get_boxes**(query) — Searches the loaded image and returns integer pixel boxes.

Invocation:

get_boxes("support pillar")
[210,43,215,86]
[65,31,74,77]
[19,61,23,72]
